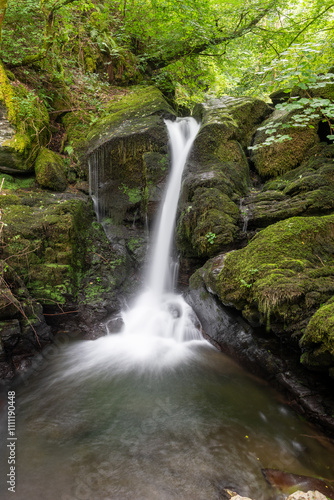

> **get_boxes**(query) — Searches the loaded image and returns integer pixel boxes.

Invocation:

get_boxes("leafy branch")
[250,42,334,150]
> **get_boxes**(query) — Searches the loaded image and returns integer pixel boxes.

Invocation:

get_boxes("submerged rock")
[262,469,334,499]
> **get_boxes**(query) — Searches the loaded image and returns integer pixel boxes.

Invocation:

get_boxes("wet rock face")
[0,264,52,378]
[0,62,50,174]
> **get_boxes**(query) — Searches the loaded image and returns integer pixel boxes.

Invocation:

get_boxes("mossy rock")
[205,216,334,357]
[0,194,93,305]
[0,173,35,191]
[176,98,270,260]
[62,85,175,171]
[35,148,68,192]
[176,187,241,258]
[0,62,49,173]
[300,298,334,372]
[193,96,272,148]
[251,109,319,178]
[245,143,334,228]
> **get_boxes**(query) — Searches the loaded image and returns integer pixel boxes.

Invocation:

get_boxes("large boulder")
[63,85,175,227]
[0,262,52,378]
[176,96,271,259]
[195,215,334,374]
[0,62,49,173]
[0,185,141,338]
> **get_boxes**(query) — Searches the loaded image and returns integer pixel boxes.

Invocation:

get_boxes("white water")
[58,117,206,379]
[149,118,201,296]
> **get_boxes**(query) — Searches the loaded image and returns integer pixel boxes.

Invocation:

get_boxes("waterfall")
[119,117,203,347]
[59,117,206,377]
[148,118,201,296]
[89,146,106,222]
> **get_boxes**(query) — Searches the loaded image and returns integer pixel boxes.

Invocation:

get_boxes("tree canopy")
[1,0,334,103]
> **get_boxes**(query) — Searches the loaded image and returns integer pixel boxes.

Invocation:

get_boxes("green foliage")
[205,231,217,245]
[119,183,141,204]
[249,40,334,150]
[1,0,334,108]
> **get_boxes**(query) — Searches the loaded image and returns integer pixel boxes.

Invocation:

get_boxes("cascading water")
[58,117,206,376]
[2,118,334,500]
[148,118,200,296]
[117,117,204,354]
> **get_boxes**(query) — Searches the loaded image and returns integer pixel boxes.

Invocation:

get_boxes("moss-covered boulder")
[0,186,139,335]
[251,109,319,178]
[300,298,334,373]
[245,143,334,228]
[0,62,49,173]
[193,96,272,148]
[176,96,271,259]
[35,148,68,191]
[199,216,334,370]
[82,86,175,226]
[0,191,89,305]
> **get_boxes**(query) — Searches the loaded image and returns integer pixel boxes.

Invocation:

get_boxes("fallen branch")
[44,310,79,316]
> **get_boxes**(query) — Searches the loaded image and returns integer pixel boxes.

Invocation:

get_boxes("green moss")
[250,146,334,227]
[0,61,50,171]
[0,193,20,207]
[177,187,240,258]
[252,109,319,178]
[299,299,334,370]
[0,61,17,123]
[0,196,96,306]
[214,215,334,332]
[35,148,67,192]
[63,85,174,167]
